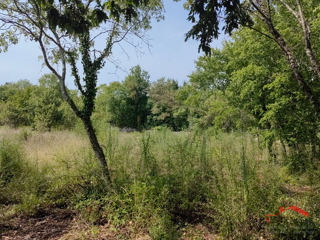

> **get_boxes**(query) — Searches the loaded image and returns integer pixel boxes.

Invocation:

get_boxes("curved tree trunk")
[38,29,112,187]
[250,0,320,113]
[82,117,112,186]
[279,0,320,79]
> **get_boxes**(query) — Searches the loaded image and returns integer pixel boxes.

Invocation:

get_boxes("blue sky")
[0,0,224,87]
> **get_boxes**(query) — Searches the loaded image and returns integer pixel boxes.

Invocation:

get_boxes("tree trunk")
[82,117,112,186]
[279,0,320,79]
[250,0,320,113]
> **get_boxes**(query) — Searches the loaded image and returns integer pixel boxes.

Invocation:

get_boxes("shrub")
[0,139,24,185]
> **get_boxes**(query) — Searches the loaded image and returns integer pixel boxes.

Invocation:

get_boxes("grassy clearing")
[1,126,320,239]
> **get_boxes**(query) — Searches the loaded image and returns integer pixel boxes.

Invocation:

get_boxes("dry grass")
[0,126,90,168]
[24,130,89,167]
[1,126,320,239]
[0,126,21,139]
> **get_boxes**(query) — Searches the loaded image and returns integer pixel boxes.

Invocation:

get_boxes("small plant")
[139,132,158,177]
[18,128,32,142]
[0,139,24,185]
[266,211,320,239]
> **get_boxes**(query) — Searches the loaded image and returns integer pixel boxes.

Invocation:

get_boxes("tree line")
[0,75,76,131]
[0,66,189,132]
[181,0,320,164]
[1,0,320,182]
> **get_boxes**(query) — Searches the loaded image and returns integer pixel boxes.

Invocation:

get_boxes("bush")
[1,128,320,239]
[0,139,24,185]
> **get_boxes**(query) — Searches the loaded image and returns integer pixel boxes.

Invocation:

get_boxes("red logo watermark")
[266,206,309,223]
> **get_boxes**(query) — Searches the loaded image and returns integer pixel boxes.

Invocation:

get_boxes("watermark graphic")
[266,206,309,223]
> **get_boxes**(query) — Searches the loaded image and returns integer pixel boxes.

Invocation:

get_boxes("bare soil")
[0,208,220,240]
[0,208,75,240]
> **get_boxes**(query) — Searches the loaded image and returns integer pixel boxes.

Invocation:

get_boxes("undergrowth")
[1,126,320,239]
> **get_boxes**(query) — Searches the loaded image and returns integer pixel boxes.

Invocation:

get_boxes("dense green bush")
[0,139,24,185]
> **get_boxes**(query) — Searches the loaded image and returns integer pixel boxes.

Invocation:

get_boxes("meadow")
[1,126,320,239]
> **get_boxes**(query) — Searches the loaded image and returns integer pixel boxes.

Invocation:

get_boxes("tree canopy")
[0,0,164,185]
[184,0,253,54]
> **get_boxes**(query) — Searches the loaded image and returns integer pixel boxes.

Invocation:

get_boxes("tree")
[188,21,320,160]
[183,0,253,54]
[30,74,63,131]
[148,78,188,130]
[245,0,320,113]
[176,48,254,131]
[184,0,320,162]
[95,81,130,128]
[0,80,33,104]
[0,83,35,128]
[227,26,320,159]
[37,74,79,130]
[38,73,61,94]
[0,0,163,185]
[31,88,62,131]
[123,65,150,130]
[95,66,151,131]
[188,48,231,92]
[185,0,320,113]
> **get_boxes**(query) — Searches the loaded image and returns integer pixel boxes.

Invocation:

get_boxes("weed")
[0,139,24,185]
[1,128,320,239]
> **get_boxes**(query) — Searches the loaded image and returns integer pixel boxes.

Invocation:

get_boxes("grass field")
[1,126,320,239]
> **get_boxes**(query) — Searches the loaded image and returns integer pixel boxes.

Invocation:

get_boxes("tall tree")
[148,78,188,130]
[0,0,163,185]
[245,0,320,113]
[95,81,130,128]
[184,0,320,113]
[184,0,253,54]
[31,87,62,131]
[177,48,254,131]
[38,73,61,94]
[0,82,36,127]
[0,80,33,103]
[123,65,150,130]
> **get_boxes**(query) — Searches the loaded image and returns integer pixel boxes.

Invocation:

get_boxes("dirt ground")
[0,208,75,240]
[0,208,220,240]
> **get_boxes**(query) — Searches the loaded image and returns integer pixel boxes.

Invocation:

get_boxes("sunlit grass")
[24,130,89,167]
[1,126,320,239]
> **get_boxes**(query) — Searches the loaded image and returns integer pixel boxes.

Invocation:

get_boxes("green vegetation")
[1,0,320,239]
[0,76,78,130]
[0,0,164,185]
[0,128,319,239]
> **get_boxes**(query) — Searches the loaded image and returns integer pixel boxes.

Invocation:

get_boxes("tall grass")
[1,127,320,239]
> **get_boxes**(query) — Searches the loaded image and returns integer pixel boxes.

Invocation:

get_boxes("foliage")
[148,78,188,131]
[2,0,320,238]
[122,65,151,130]
[0,80,33,103]
[188,48,230,91]
[182,1,320,163]
[95,66,151,130]
[2,128,320,239]
[0,82,35,128]
[94,73,189,131]
[0,75,76,130]
[0,139,24,185]
[176,48,254,131]
[184,0,253,54]
[183,0,320,169]
[224,24,320,158]
[94,81,129,128]
[0,0,164,184]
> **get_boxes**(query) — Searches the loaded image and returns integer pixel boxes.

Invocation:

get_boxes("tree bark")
[250,0,320,113]
[39,29,112,186]
[279,0,320,79]
[82,116,112,186]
